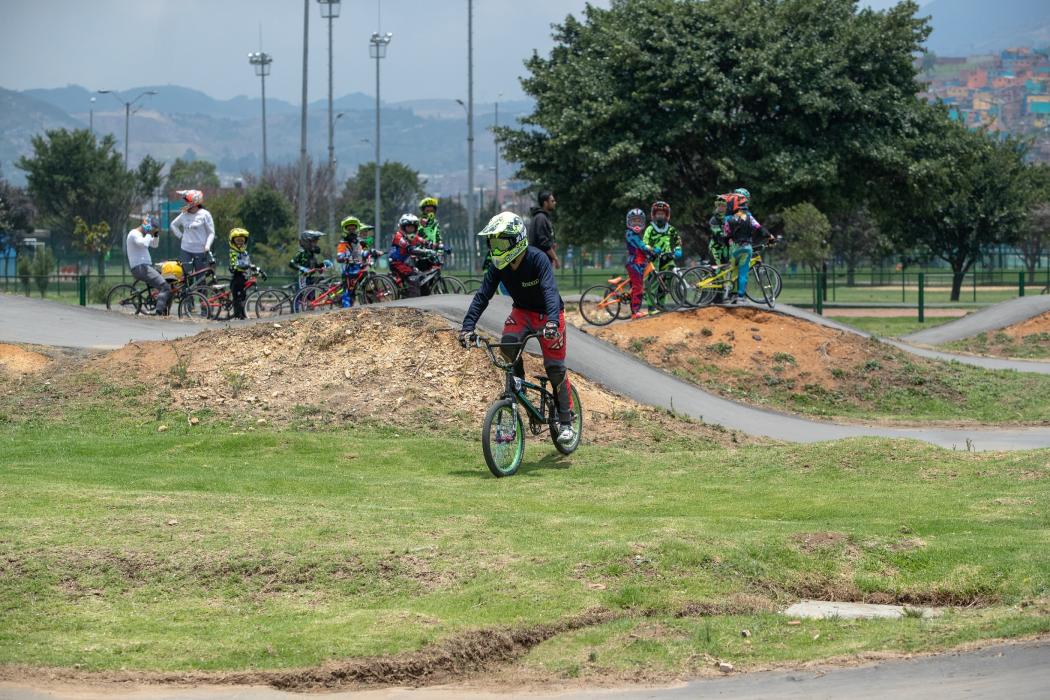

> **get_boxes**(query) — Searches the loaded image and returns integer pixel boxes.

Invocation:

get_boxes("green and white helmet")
[478,211,528,269]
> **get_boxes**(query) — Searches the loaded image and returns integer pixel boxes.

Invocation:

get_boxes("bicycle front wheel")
[679,266,718,308]
[293,285,331,314]
[645,270,684,312]
[746,264,781,308]
[547,382,583,455]
[579,284,620,326]
[178,290,213,320]
[482,398,525,477]
[252,289,289,318]
[357,274,398,305]
[437,275,467,294]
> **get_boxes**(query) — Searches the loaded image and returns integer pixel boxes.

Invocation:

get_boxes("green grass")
[828,316,956,338]
[944,330,1050,360]
[0,406,1047,677]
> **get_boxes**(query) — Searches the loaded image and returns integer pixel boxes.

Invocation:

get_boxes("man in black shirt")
[460,211,575,444]
[528,190,560,269]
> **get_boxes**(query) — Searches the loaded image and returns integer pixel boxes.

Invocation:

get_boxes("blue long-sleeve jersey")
[462,246,563,331]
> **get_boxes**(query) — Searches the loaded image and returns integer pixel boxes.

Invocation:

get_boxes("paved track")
[398,295,1050,450]
[901,294,1050,345]
[772,302,1050,374]
[1,641,1047,700]
[4,293,1050,450]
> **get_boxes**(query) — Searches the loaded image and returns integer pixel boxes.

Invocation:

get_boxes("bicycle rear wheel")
[357,273,396,305]
[579,284,620,326]
[106,284,142,315]
[547,382,583,455]
[481,398,525,477]
[293,285,331,314]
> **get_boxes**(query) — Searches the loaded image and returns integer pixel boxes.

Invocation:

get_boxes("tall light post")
[494,92,502,209]
[247,50,273,179]
[89,96,95,135]
[370,31,392,247]
[466,0,476,270]
[318,0,341,234]
[97,89,157,169]
[297,0,310,234]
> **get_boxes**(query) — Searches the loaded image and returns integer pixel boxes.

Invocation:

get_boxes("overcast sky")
[1,0,906,104]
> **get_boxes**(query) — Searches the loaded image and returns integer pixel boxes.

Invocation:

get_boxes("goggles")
[487,235,515,252]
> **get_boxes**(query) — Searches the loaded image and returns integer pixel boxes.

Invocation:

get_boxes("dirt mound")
[0,343,51,376]
[944,310,1050,359]
[586,306,1005,425]
[79,307,749,448]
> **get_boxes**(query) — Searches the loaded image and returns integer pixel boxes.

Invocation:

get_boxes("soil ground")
[0,343,52,376]
[586,306,1050,425]
[943,310,1050,360]
[5,306,751,450]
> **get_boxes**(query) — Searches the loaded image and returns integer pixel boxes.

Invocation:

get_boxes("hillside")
[1,84,527,189]
[922,0,1050,55]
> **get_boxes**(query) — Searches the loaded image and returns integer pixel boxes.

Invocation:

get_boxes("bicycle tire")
[178,290,213,320]
[463,278,483,293]
[679,266,718,308]
[293,285,332,314]
[745,264,781,308]
[645,270,682,312]
[579,284,620,326]
[437,275,467,294]
[547,382,583,455]
[106,284,142,315]
[251,289,288,318]
[481,398,525,477]
[357,274,398,305]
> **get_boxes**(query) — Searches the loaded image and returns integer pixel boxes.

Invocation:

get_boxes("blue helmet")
[733,188,751,202]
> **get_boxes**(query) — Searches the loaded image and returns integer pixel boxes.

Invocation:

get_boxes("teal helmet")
[478,211,528,269]
[733,188,751,202]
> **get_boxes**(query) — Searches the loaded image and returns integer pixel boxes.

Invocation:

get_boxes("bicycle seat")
[607,276,623,284]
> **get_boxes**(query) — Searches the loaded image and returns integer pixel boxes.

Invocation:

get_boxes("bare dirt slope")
[16,306,751,449]
[587,306,1048,425]
[943,310,1050,359]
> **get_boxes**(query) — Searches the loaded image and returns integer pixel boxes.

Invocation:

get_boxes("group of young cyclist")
[623,187,772,317]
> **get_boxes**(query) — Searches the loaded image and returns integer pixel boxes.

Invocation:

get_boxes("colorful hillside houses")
[920,47,1050,160]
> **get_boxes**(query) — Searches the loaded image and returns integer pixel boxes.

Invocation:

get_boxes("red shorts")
[502,307,567,367]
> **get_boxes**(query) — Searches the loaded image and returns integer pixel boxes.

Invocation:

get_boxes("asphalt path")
[901,294,1050,345]
[1,641,1047,700]
[398,295,1050,451]
[771,302,1050,374]
[4,293,1050,450]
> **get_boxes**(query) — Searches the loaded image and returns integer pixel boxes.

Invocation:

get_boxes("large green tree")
[237,185,292,247]
[335,162,425,248]
[135,155,165,203]
[884,111,1030,301]
[165,157,220,192]
[500,0,930,246]
[0,175,35,249]
[17,129,135,273]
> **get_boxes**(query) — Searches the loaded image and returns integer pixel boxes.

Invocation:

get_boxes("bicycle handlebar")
[473,331,541,370]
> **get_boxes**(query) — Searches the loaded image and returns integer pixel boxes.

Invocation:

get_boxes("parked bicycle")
[389,248,467,297]
[105,262,220,317]
[468,331,583,477]
[293,254,398,313]
[578,252,685,326]
[679,241,783,309]
[177,266,286,320]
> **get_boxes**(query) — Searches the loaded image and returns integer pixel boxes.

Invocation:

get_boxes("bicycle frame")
[478,333,552,425]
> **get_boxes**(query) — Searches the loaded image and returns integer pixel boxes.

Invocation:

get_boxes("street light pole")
[318,0,342,234]
[297,0,310,234]
[89,96,95,135]
[494,93,501,210]
[248,51,273,179]
[97,89,157,169]
[467,0,476,270]
[370,32,392,249]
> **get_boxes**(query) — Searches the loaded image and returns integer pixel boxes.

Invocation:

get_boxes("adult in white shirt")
[125,215,171,315]
[170,189,215,277]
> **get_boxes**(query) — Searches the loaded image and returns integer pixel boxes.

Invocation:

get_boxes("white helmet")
[398,213,420,232]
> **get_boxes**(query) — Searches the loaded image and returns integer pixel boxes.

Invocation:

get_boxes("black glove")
[542,321,561,341]
[458,329,477,348]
